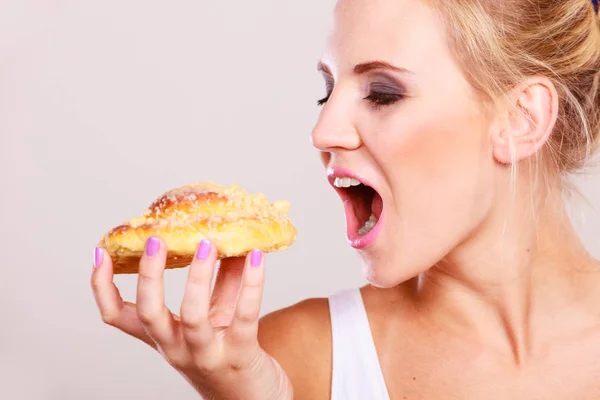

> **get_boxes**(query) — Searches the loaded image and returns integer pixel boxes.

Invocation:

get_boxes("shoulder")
[258,296,332,400]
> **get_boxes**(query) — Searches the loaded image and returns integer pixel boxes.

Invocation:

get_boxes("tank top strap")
[328,287,390,400]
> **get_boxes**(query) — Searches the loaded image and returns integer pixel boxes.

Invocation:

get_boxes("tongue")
[371,192,383,220]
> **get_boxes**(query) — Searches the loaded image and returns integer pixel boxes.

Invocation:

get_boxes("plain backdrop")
[1,1,600,399]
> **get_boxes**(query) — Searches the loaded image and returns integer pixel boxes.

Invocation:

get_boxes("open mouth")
[332,176,384,242]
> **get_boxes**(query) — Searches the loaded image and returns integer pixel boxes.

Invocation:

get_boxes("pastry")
[98,182,297,274]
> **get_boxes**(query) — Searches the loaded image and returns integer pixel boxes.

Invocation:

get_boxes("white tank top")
[328,287,391,400]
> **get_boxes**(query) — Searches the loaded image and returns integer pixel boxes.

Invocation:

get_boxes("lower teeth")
[358,213,378,236]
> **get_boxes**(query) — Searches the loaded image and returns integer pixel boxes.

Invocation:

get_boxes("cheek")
[367,101,495,236]
[379,105,489,185]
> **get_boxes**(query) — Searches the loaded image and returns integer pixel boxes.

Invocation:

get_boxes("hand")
[91,237,293,400]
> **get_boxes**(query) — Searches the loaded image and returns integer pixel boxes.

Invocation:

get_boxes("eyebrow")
[317,60,414,76]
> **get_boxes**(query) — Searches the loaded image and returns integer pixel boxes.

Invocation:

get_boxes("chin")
[358,249,423,288]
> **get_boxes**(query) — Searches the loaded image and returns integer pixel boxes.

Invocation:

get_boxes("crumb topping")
[114,182,292,232]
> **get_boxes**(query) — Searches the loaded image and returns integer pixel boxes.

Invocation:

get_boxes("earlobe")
[492,78,558,165]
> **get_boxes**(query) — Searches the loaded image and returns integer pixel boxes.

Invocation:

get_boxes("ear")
[491,77,559,164]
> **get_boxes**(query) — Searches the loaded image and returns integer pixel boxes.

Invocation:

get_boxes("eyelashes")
[317,95,329,106]
[317,91,404,108]
[365,92,404,107]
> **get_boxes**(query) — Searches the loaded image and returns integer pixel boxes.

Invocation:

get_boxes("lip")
[327,166,385,249]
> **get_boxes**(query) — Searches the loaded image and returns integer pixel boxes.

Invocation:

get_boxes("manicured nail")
[196,239,211,260]
[94,247,103,268]
[251,249,262,267]
[145,236,160,257]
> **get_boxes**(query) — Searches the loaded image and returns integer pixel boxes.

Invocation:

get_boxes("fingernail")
[251,249,262,267]
[196,239,211,260]
[94,247,103,268]
[145,236,160,257]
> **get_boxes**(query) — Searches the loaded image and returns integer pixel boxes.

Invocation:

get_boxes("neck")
[412,183,598,365]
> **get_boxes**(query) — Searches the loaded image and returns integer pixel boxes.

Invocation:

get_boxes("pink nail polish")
[251,249,262,267]
[94,247,103,268]
[196,239,211,260]
[145,236,160,256]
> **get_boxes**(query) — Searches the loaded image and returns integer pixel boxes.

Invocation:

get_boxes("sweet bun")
[98,182,297,274]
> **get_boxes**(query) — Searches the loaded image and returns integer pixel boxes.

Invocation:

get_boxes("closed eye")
[318,92,404,108]
[364,92,404,107]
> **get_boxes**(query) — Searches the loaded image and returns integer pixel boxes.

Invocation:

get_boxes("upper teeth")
[333,177,362,188]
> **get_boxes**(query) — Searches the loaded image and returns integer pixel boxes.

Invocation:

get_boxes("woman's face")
[312,0,498,287]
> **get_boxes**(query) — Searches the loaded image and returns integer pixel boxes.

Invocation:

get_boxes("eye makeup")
[316,70,410,108]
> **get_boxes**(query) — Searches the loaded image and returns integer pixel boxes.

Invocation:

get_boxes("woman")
[91,0,600,398]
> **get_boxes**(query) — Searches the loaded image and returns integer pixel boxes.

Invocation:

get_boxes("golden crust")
[98,182,297,274]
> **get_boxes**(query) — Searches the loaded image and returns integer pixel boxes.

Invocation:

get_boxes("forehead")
[321,0,450,76]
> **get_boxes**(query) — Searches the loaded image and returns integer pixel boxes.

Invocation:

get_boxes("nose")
[310,92,361,153]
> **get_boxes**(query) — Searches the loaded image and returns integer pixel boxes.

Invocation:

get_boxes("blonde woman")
[91,0,600,398]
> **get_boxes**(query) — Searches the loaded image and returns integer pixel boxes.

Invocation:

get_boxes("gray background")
[1,1,600,399]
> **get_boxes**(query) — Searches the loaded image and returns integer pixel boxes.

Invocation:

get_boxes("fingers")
[209,256,246,327]
[90,247,156,348]
[136,236,179,347]
[93,237,267,374]
[227,249,265,348]
[180,240,217,349]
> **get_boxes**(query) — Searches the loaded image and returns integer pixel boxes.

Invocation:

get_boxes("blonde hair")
[428,0,600,180]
